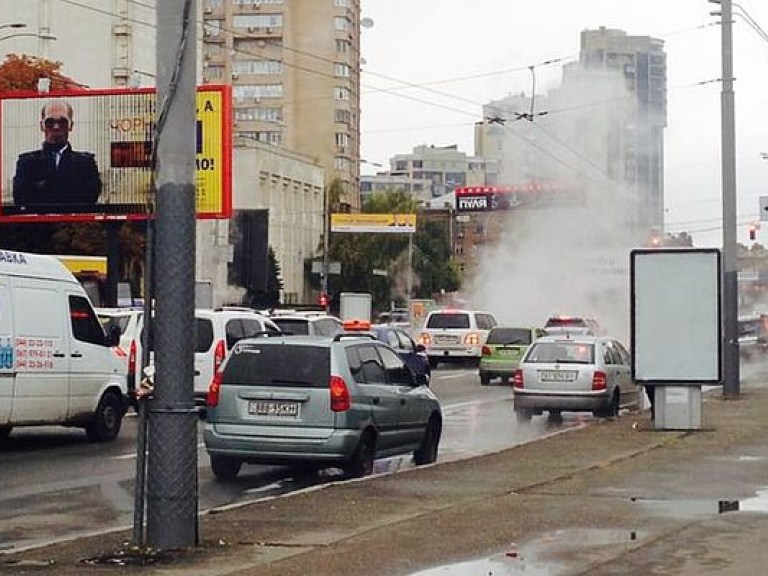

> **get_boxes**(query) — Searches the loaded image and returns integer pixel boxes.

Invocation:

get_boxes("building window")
[335,108,351,124]
[205,65,225,80]
[334,16,350,31]
[335,132,350,148]
[205,0,223,9]
[238,131,282,145]
[235,106,282,122]
[235,38,282,52]
[234,84,283,100]
[334,156,351,171]
[334,86,351,101]
[336,39,350,54]
[233,59,282,75]
[334,0,350,6]
[334,63,351,78]
[233,14,283,29]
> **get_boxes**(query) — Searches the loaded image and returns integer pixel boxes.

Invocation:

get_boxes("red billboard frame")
[0,84,232,223]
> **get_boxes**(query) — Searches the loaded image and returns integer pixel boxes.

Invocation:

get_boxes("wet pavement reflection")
[407,528,645,575]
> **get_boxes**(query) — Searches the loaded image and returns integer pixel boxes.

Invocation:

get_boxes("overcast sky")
[359,0,768,247]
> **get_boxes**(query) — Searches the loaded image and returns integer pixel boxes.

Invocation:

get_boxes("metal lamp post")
[710,0,740,396]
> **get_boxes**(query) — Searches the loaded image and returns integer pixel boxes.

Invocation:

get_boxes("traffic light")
[748,222,758,241]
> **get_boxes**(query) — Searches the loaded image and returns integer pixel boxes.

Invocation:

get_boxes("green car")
[479,327,546,385]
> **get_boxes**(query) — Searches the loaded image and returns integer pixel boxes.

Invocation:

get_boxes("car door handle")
[70,352,83,358]
[372,397,380,405]
[53,352,65,358]
[400,399,406,406]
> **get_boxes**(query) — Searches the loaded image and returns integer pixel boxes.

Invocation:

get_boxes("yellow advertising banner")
[331,213,416,233]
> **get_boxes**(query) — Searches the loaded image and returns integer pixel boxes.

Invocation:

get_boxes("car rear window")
[223,343,330,387]
[195,318,214,352]
[272,318,310,335]
[487,328,532,345]
[545,317,587,329]
[526,341,595,364]
[427,313,470,329]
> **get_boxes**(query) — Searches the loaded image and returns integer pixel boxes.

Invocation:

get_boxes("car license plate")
[499,349,519,356]
[539,370,577,382]
[249,400,300,418]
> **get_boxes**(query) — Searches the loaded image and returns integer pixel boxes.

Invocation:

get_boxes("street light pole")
[716,0,740,397]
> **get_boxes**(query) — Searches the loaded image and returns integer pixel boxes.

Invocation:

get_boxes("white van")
[0,250,128,441]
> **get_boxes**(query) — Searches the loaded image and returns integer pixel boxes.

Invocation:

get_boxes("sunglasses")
[43,117,70,129]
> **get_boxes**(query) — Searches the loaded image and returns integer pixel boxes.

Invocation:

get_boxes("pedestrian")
[12,99,102,211]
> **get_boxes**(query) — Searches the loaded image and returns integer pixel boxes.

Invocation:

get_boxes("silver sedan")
[512,334,639,421]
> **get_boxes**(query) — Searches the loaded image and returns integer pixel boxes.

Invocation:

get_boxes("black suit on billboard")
[12,143,102,211]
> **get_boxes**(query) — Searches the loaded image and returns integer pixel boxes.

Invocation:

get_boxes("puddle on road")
[407,528,644,575]
[634,487,768,517]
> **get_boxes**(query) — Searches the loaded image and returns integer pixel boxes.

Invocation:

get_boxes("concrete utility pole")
[717,0,740,397]
[146,0,199,547]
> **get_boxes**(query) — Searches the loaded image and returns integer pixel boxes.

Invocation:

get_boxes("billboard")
[0,85,231,222]
[331,213,416,233]
[454,183,585,212]
[631,248,722,384]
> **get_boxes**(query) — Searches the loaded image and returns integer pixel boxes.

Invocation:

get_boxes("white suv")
[417,309,498,368]
[97,307,281,406]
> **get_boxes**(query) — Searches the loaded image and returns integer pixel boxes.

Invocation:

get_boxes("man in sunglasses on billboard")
[12,99,102,212]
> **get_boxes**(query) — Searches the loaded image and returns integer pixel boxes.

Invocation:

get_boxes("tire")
[500,375,510,385]
[85,391,124,442]
[547,410,563,424]
[0,425,12,440]
[515,407,533,422]
[479,373,491,386]
[344,432,376,478]
[594,391,620,419]
[210,455,243,480]
[413,416,441,466]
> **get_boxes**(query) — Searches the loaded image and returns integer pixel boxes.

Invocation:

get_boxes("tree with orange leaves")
[0,53,85,92]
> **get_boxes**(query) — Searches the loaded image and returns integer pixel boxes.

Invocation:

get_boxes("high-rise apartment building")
[202,0,362,209]
[576,27,667,234]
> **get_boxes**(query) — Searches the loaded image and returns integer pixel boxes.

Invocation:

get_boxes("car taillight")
[482,345,492,356]
[128,340,137,383]
[330,375,350,412]
[207,370,222,407]
[419,333,431,346]
[465,332,480,346]
[213,339,226,374]
[592,370,607,390]
[513,368,524,389]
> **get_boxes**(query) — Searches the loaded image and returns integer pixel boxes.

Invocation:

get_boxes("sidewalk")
[4,381,768,575]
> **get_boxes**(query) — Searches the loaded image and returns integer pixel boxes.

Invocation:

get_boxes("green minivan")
[479,326,546,385]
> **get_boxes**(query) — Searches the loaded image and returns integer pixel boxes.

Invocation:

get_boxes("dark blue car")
[337,322,432,384]
[367,324,431,384]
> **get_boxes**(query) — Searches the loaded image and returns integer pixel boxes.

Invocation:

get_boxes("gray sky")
[360,0,768,247]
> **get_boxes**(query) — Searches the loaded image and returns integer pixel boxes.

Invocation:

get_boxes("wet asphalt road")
[0,365,581,553]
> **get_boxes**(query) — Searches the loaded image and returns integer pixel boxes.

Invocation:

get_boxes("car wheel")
[500,375,510,385]
[85,391,124,442]
[210,455,243,480]
[413,416,441,466]
[428,357,439,369]
[547,410,563,424]
[479,373,491,386]
[0,425,11,440]
[344,432,376,478]
[515,407,533,422]
[594,391,620,418]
